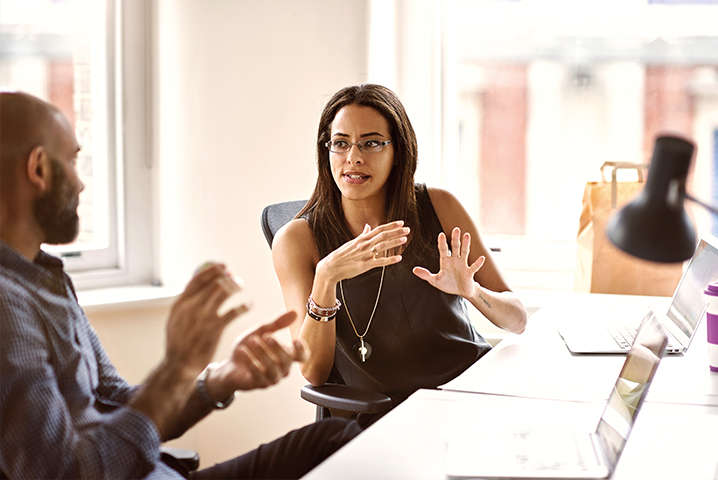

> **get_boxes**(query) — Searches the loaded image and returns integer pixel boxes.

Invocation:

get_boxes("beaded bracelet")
[308,295,341,316]
[306,295,341,322]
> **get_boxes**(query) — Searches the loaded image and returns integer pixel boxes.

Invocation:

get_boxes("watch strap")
[196,363,236,410]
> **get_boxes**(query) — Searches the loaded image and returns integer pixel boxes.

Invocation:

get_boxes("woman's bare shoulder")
[425,186,461,209]
[425,186,467,224]
[272,218,319,262]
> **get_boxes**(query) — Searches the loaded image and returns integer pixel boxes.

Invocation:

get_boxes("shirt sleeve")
[89,319,142,406]
[0,288,170,479]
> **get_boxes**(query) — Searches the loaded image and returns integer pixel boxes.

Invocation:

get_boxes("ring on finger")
[372,246,379,259]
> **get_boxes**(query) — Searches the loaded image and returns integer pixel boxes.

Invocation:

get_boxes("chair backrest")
[260,200,308,248]
[260,199,391,422]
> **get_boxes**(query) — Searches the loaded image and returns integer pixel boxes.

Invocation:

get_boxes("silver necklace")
[339,266,385,362]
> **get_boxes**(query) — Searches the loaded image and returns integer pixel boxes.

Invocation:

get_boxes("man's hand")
[128,263,251,439]
[205,311,309,401]
[165,263,250,376]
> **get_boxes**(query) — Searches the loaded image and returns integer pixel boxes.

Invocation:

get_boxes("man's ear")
[26,146,52,193]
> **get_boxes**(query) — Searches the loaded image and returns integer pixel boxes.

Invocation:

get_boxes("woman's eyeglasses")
[325,139,392,154]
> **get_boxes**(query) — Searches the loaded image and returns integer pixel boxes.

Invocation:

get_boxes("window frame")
[64,0,155,290]
[387,0,718,292]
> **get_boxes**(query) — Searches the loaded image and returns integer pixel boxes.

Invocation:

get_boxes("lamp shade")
[605,135,696,263]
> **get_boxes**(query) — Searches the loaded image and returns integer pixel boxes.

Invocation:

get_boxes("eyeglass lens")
[327,139,389,153]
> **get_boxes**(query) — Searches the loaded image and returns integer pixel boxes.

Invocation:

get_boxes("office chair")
[160,446,200,476]
[261,200,393,420]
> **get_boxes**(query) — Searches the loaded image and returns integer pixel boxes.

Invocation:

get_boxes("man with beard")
[0,92,361,479]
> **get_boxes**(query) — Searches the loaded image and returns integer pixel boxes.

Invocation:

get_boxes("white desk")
[304,389,718,480]
[444,293,718,406]
[304,293,718,479]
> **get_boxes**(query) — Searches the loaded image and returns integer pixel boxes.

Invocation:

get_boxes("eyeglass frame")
[325,139,393,154]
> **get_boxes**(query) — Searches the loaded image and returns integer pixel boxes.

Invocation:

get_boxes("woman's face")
[328,104,394,204]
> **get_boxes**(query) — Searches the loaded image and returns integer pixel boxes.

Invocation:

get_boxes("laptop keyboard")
[606,324,638,350]
[607,321,677,351]
[512,428,596,472]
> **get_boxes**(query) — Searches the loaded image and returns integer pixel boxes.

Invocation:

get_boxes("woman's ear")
[26,146,52,193]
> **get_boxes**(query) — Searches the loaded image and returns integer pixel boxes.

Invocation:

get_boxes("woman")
[272,84,527,421]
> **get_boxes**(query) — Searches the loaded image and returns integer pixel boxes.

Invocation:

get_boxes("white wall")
[93,0,372,468]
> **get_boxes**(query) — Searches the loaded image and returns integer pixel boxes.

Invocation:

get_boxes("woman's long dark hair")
[298,84,431,264]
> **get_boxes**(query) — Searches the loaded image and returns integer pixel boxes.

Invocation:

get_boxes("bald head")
[0,92,67,191]
[0,92,83,257]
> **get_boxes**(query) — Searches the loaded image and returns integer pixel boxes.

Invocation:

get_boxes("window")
[0,0,154,289]
[403,0,718,290]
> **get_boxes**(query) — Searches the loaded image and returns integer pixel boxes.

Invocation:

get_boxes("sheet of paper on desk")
[445,398,609,479]
[441,305,627,402]
[445,428,609,479]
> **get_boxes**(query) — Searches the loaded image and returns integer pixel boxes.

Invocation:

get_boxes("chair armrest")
[300,384,392,414]
[160,446,200,474]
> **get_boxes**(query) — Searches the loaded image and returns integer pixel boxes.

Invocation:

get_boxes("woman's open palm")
[413,227,485,298]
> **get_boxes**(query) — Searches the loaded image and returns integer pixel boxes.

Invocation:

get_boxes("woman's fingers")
[372,234,408,258]
[441,227,471,261]
[437,232,450,258]
[367,221,407,241]
[412,266,434,284]
[326,220,410,280]
[469,255,486,276]
[371,224,408,243]
[451,227,462,256]
[366,220,404,235]
[363,221,410,260]
[375,252,403,266]
[461,230,471,259]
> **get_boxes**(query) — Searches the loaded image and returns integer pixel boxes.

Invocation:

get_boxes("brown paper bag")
[575,162,684,296]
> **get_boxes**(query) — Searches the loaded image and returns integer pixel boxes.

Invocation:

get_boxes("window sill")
[77,285,182,314]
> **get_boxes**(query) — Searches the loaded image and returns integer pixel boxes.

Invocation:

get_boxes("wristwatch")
[196,363,236,410]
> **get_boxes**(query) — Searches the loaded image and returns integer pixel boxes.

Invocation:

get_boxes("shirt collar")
[0,240,68,295]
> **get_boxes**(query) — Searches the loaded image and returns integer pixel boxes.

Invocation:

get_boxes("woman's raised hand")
[316,220,409,284]
[413,227,485,298]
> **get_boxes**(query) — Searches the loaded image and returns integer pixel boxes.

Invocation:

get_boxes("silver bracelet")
[306,295,341,318]
[196,363,235,410]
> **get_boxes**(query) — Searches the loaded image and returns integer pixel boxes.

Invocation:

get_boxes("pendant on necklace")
[353,338,373,362]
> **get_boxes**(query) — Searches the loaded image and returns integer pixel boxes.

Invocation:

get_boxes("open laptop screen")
[595,313,668,470]
[667,234,718,340]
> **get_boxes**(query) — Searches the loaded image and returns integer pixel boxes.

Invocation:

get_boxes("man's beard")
[33,159,81,245]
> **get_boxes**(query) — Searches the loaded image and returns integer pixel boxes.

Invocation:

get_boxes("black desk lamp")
[606,134,718,263]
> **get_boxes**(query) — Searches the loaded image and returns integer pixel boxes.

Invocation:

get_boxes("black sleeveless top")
[329,184,492,404]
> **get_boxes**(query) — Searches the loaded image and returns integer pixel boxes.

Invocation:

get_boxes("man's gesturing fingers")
[251,310,297,337]
[165,264,251,373]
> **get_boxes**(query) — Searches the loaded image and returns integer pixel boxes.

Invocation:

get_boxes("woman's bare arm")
[419,187,528,334]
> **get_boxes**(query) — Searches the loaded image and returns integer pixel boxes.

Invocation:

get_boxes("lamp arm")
[685,192,718,216]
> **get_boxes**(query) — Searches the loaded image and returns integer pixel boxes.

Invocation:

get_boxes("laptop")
[445,313,668,479]
[558,232,718,354]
